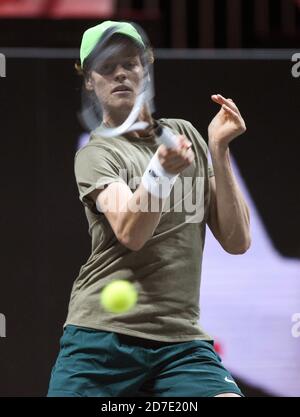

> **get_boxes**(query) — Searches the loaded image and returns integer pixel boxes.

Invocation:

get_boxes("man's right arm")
[91,136,194,251]
[91,181,162,251]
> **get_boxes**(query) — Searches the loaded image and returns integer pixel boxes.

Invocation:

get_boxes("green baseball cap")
[80,20,145,66]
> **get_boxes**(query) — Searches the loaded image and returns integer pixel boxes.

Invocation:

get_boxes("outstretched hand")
[208,94,246,149]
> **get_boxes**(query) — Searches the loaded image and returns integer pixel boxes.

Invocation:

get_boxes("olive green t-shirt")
[65,118,215,342]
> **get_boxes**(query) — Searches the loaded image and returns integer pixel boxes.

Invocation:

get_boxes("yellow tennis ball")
[100,280,138,313]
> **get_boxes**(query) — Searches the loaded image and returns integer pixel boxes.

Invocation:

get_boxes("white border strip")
[155,49,298,60]
[0,48,297,60]
[0,48,79,59]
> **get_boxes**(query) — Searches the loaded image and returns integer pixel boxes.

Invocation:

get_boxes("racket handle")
[154,124,178,149]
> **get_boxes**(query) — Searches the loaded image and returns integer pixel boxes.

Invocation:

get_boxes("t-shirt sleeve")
[74,145,127,212]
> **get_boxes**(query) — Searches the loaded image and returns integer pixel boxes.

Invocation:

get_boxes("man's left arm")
[206,94,251,254]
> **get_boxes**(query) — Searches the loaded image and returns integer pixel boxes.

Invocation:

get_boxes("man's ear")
[85,75,94,91]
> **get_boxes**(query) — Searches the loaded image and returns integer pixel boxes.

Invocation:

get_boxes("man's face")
[86,38,144,119]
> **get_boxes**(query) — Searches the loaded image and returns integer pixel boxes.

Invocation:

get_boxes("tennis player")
[47,21,251,397]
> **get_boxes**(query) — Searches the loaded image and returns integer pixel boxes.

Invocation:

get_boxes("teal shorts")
[47,325,243,397]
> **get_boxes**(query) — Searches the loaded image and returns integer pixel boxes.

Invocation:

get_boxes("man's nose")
[114,64,126,82]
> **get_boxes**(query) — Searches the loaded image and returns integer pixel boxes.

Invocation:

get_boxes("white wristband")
[141,152,179,199]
